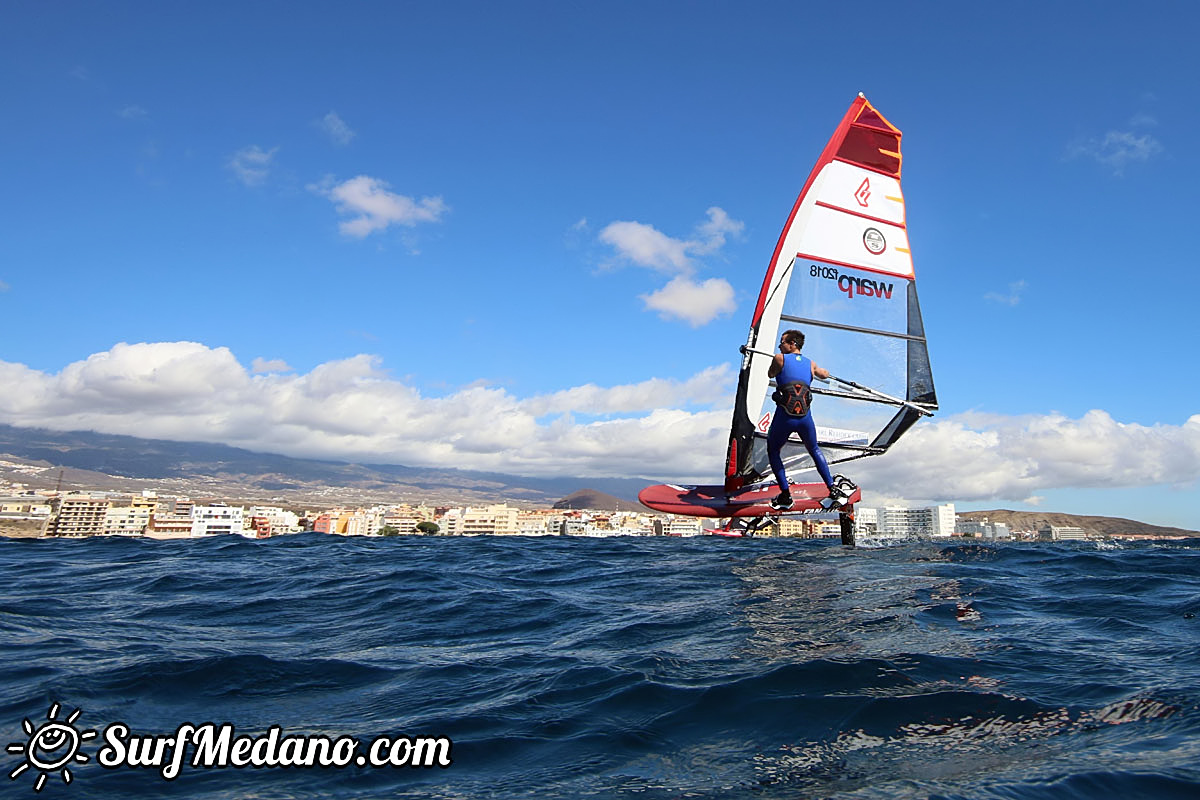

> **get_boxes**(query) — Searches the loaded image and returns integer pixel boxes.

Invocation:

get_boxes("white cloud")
[641,275,737,327]
[252,357,293,374]
[598,207,744,273]
[311,175,447,237]
[522,365,734,417]
[599,220,692,272]
[0,343,731,481]
[598,207,743,326]
[6,344,1197,497]
[984,279,1026,306]
[856,410,1200,506]
[692,207,744,255]
[117,105,149,120]
[1067,130,1163,175]
[564,218,590,250]
[319,111,356,146]
[229,145,278,187]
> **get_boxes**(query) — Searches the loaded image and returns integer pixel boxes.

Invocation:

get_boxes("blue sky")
[1,1,1197,528]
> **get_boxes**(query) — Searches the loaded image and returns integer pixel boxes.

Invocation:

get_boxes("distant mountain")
[0,423,651,508]
[958,509,1197,539]
[553,489,644,512]
[4,425,1193,536]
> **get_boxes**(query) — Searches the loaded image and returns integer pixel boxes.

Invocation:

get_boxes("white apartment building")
[191,504,245,537]
[1040,525,1087,541]
[517,511,554,536]
[128,491,162,513]
[932,504,956,537]
[558,518,588,536]
[816,520,845,537]
[659,518,703,537]
[103,505,152,536]
[860,504,956,538]
[440,504,521,536]
[958,519,1012,539]
[0,496,52,518]
[147,513,194,539]
[611,513,656,536]
[249,506,302,534]
[438,508,461,535]
[853,507,879,537]
[46,494,112,537]
[383,504,435,534]
[345,512,372,537]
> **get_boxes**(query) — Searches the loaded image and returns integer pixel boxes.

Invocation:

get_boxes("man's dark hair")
[782,329,805,349]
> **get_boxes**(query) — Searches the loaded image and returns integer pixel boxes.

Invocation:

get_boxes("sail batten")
[778,315,928,342]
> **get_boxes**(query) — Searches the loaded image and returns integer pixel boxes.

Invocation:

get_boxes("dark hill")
[0,423,647,507]
[553,489,644,512]
[959,509,1196,539]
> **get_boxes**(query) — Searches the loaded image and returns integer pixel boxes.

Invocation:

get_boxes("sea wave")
[2,534,1197,798]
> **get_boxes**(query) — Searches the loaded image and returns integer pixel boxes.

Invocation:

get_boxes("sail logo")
[863,228,886,255]
[810,263,894,300]
[854,178,871,207]
[838,274,894,299]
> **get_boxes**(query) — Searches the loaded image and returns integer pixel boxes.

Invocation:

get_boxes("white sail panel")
[812,159,906,227]
[798,204,913,278]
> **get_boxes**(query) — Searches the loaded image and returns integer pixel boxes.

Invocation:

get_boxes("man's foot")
[769,491,793,511]
[821,475,858,509]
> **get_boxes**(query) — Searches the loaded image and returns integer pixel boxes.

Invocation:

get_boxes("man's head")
[780,329,805,351]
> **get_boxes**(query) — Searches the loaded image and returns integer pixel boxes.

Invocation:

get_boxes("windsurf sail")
[724,94,937,491]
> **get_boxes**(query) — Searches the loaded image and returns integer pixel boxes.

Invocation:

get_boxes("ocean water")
[2,533,1198,799]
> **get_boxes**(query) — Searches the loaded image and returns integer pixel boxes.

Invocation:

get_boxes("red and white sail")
[724,94,937,491]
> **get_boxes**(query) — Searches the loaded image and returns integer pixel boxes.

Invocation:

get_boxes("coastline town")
[0,484,1151,542]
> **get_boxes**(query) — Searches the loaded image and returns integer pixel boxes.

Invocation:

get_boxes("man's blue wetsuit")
[767,353,834,492]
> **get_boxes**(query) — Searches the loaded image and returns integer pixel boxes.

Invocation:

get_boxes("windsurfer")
[765,329,847,510]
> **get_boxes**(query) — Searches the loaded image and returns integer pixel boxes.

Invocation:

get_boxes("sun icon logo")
[6,704,97,792]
